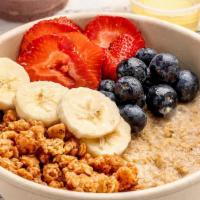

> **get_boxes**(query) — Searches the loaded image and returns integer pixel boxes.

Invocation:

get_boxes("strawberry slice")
[85,16,139,48]
[20,17,81,53]
[64,32,105,83]
[103,33,145,80]
[51,16,80,26]
[18,35,99,89]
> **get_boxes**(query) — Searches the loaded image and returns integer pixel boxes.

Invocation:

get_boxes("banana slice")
[14,81,68,126]
[0,58,30,110]
[58,87,120,139]
[82,118,131,156]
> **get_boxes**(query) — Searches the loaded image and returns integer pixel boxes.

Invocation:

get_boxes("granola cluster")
[0,110,138,193]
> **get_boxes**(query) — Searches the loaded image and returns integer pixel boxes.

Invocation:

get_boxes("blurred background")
[0,0,200,34]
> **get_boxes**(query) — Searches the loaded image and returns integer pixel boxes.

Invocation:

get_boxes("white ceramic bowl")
[1,12,200,200]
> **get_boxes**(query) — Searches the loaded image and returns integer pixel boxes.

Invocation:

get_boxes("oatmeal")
[124,94,200,188]
[0,110,138,193]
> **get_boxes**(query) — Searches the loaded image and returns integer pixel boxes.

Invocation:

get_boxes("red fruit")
[103,50,118,80]
[64,32,105,83]
[51,16,80,27]
[20,17,81,52]
[85,16,139,48]
[103,33,145,80]
[18,35,99,89]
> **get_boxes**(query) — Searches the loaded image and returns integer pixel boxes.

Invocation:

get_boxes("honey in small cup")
[131,0,200,31]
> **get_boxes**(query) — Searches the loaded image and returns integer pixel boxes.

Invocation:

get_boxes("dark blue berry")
[146,84,177,116]
[143,67,154,94]
[120,104,147,133]
[99,79,115,92]
[117,95,146,110]
[115,76,144,103]
[0,110,4,122]
[136,95,146,108]
[136,48,157,66]
[149,53,179,84]
[100,90,117,102]
[174,70,199,102]
[117,58,147,83]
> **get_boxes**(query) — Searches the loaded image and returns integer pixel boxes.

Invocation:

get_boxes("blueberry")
[136,48,157,66]
[117,58,147,83]
[120,104,147,133]
[115,76,144,103]
[136,95,146,108]
[143,67,154,94]
[146,84,177,116]
[100,90,117,102]
[149,53,179,84]
[117,95,146,110]
[174,70,199,102]
[99,79,115,92]
[0,110,4,122]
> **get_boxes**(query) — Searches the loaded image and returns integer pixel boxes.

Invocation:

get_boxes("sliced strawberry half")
[103,33,145,80]
[51,16,80,27]
[18,35,99,89]
[85,16,139,48]
[63,32,105,83]
[20,17,81,53]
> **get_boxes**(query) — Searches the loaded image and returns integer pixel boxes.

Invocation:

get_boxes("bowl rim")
[1,12,200,200]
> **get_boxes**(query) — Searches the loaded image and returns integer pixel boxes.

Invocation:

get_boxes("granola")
[0,110,138,193]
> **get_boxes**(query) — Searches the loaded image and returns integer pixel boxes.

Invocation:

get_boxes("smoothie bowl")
[0,12,200,200]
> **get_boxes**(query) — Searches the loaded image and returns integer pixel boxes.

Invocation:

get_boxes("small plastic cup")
[130,0,200,31]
